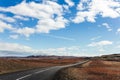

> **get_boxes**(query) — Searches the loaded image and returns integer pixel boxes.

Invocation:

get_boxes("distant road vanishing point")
[0,60,88,80]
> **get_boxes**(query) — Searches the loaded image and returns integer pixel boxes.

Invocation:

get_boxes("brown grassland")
[0,58,83,74]
[54,60,120,80]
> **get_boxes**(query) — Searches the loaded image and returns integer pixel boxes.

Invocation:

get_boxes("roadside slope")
[53,60,120,80]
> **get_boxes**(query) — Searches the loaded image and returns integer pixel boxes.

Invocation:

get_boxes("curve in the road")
[0,60,89,80]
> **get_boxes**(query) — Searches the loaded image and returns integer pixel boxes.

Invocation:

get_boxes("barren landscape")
[0,54,120,80]
[53,55,120,80]
[0,57,83,74]
[0,0,120,80]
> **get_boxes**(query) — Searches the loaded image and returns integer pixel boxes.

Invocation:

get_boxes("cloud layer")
[73,0,120,23]
[88,40,113,47]
[0,0,68,37]
[0,0,120,37]
[0,0,120,56]
[0,42,82,56]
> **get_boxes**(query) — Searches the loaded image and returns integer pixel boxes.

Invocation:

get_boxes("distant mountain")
[27,55,77,59]
[100,54,120,61]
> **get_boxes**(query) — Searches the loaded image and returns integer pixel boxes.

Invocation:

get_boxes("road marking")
[16,74,32,80]
[15,60,89,80]
[34,67,57,74]
[16,66,60,80]
[34,66,62,74]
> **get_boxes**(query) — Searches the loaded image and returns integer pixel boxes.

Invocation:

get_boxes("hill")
[100,54,120,61]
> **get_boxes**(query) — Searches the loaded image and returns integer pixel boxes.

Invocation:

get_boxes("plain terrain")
[0,54,119,80]
[0,57,83,74]
[53,60,120,80]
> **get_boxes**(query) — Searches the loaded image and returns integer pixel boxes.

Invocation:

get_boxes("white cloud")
[88,40,113,47]
[14,15,29,21]
[88,40,113,54]
[46,34,75,41]
[73,0,120,23]
[0,1,68,37]
[0,20,14,32]
[0,42,32,52]
[39,46,81,56]
[9,35,19,39]
[0,42,82,56]
[91,36,101,41]
[116,28,120,34]
[63,5,69,11]
[1,41,116,57]
[0,1,64,20]
[0,14,15,23]
[13,27,35,37]
[0,0,119,38]
[36,16,68,33]
[102,23,112,31]
[65,0,74,7]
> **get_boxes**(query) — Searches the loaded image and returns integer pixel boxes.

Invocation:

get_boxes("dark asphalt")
[0,60,88,80]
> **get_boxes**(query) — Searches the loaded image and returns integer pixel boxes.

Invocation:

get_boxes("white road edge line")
[34,67,58,74]
[16,66,59,80]
[16,74,32,80]
[15,60,89,80]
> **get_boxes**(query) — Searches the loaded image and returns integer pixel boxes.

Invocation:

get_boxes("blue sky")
[0,0,120,56]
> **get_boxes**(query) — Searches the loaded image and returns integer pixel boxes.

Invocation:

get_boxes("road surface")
[0,60,88,80]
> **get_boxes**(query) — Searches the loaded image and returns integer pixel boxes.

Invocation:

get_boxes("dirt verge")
[53,60,120,80]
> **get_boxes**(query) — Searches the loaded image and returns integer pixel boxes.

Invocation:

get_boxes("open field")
[54,60,120,80]
[0,57,83,74]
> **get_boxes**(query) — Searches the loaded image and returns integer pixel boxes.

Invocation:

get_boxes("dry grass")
[83,60,120,80]
[54,60,120,80]
[0,58,83,74]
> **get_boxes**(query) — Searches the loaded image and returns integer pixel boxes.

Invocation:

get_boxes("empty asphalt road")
[0,60,88,80]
